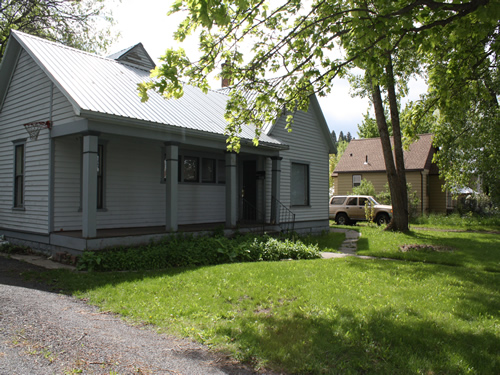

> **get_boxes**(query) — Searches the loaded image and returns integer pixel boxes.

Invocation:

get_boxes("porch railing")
[271,196,296,234]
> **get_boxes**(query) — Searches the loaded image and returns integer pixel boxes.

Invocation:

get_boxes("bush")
[352,179,376,196]
[77,234,321,272]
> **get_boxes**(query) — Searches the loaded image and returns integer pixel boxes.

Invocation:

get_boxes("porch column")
[271,156,282,224]
[225,151,238,228]
[82,134,98,238]
[165,142,179,232]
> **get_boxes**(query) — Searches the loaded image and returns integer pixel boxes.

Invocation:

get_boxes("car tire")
[336,213,349,225]
[376,213,390,226]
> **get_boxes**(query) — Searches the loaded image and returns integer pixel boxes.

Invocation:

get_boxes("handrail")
[271,196,295,234]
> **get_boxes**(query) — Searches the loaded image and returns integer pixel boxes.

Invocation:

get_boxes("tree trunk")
[385,56,409,232]
[370,79,409,232]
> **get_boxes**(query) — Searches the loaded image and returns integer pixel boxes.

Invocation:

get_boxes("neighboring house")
[332,134,451,215]
[0,31,335,254]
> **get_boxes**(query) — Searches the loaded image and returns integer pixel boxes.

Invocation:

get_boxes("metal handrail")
[271,196,295,234]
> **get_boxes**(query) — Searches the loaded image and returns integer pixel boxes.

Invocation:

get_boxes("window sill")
[12,207,25,211]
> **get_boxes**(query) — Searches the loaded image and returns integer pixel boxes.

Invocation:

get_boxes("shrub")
[77,234,321,272]
[352,179,376,196]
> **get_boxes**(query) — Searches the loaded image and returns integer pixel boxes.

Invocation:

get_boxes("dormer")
[108,43,156,71]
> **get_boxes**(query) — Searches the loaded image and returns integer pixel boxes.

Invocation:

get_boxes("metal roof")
[11,31,284,147]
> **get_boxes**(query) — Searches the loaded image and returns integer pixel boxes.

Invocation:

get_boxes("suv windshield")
[369,197,380,205]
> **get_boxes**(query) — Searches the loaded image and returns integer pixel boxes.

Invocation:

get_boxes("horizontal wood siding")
[336,171,426,215]
[178,184,226,224]
[335,172,389,196]
[268,106,330,223]
[96,137,165,228]
[429,175,447,213]
[53,136,81,230]
[53,135,227,230]
[0,50,51,233]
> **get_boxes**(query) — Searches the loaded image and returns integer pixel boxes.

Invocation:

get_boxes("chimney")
[221,62,231,88]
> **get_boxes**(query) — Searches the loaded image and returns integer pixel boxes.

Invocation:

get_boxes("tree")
[330,129,337,154]
[139,0,499,231]
[338,131,345,143]
[0,0,117,61]
[346,131,352,142]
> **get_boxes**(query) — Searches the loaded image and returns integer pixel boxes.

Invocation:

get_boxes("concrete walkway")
[321,228,375,259]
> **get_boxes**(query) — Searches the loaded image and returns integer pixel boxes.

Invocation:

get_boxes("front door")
[242,160,257,221]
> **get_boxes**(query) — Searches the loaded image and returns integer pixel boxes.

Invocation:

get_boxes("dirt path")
[0,256,266,375]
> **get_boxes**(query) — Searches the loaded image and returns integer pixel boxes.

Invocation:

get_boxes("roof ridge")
[12,30,119,64]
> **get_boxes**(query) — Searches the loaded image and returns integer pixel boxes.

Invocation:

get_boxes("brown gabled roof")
[334,134,435,173]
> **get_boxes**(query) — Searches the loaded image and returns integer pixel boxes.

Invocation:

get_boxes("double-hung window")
[13,142,25,208]
[291,162,309,206]
[352,174,362,187]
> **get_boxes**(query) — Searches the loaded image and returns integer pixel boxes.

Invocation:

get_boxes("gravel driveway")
[0,256,265,374]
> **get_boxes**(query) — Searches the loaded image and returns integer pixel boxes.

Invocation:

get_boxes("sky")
[108,0,427,140]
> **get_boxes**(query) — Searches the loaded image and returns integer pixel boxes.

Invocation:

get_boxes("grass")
[34,224,499,374]
[301,231,345,252]
[410,212,500,232]
[356,226,500,272]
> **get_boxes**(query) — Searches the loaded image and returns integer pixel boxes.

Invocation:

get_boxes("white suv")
[329,195,392,225]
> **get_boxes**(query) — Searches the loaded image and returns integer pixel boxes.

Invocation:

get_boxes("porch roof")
[8,30,285,149]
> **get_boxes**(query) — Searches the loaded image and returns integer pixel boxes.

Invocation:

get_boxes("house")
[332,134,451,215]
[0,31,335,254]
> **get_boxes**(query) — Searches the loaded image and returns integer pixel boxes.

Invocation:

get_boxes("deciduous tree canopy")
[140,0,499,230]
[0,0,117,61]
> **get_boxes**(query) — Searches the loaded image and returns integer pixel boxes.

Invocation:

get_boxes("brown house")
[333,134,451,215]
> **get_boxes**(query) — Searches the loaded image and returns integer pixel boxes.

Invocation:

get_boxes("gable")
[108,43,156,71]
[334,134,435,173]
[4,30,284,149]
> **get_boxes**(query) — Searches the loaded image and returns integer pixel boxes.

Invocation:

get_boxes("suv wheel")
[336,213,349,225]
[376,213,390,226]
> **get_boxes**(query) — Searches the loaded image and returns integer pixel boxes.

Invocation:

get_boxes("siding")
[178,184,225,225]
[53,136,81,230]
[336,171,429,215]
[268,106,330,223]
[0,50,51,233]
[53,135,226,230]
[429,175,447,213]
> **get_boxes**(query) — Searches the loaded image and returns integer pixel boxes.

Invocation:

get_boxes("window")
[352,174,361,187]
[217,159,226,183]
[162,152,225,184]
[97,144,104,209]
[359,197,370,206]
[183,156,199,182]
[202,158,216,183]
[14,143,25,208]
[330,197,345,205]
[291,163,309,206]
[346,197,358,206]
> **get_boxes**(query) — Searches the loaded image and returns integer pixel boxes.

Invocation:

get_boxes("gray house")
[0,30,334,254]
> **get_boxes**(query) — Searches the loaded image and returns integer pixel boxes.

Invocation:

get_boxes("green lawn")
[39,225,500,374]
[356,226,500,272]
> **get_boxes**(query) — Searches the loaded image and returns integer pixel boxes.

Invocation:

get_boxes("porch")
[49,222,281,252]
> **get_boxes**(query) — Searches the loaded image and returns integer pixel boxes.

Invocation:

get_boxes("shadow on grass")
[34,259,500,374]
[356,229,500,272]
[227,306,499,374]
